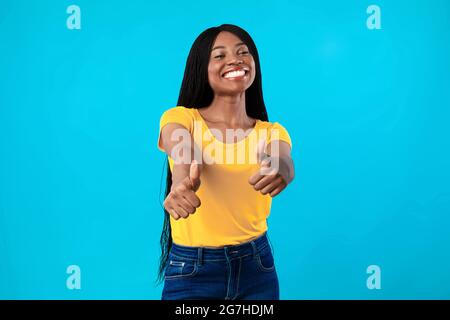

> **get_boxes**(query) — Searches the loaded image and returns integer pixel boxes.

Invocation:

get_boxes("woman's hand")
[164,160,201,220]
[249,139,294,198]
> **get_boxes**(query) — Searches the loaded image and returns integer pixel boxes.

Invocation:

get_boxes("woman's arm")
[159,123,203,186]
[267,140,295,184]
[159,123,202,219]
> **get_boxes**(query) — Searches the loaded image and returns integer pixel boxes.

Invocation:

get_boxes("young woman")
[156,24,295,300]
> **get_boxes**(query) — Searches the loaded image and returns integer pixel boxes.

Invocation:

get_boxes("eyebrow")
[211,42,247,51]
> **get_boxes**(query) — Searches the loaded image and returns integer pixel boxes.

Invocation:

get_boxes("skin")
[160,124,202,220]
[248,139,295,198]
[200,31,256,130]
[160,31,295,221]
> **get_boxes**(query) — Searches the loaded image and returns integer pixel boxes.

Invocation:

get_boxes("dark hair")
[156,24,269,284]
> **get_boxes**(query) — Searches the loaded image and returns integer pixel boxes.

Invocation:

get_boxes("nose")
[227,60,244,67]
[226,53,244,65]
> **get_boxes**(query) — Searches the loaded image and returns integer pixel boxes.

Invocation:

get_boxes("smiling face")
[208,31,256,96]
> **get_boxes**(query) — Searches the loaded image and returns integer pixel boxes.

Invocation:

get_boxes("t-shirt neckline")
[194,108,260,146]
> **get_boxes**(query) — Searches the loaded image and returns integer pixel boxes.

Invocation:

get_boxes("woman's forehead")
[213,31,246,48]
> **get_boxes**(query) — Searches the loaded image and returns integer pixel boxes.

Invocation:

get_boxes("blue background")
[1,0,449,299]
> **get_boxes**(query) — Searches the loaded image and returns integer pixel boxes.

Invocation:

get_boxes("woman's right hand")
[163,160,202,220]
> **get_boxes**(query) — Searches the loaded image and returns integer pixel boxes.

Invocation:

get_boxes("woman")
[156,24,295,300]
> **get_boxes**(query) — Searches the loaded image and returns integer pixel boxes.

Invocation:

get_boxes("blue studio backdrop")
[1,0,449,299]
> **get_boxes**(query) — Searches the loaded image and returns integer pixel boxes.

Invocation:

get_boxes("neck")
[201,92,252,126]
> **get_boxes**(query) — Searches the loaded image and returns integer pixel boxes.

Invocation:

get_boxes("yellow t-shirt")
[157,106,292,247]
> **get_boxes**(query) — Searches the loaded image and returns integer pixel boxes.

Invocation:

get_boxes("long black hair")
[157,24,269,284]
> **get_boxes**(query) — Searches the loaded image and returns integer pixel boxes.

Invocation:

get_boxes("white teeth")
[224,70,246,78]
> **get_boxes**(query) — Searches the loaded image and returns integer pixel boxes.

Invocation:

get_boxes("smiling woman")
[156,24,294,300]
[208,34,255,93]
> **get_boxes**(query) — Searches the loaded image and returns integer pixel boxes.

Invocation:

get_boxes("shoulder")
[257,119,289,132]
[161,106,196,118]
[159,106,197,124]
[159,106,198,132]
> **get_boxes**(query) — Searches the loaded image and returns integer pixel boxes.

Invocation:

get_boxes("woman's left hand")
[248,152,294,198]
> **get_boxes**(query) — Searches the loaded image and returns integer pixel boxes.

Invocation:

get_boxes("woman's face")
[208,31,256,96]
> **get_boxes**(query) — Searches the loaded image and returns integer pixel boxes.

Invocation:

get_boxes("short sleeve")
[157,106,194,152]
[268,122,292,148]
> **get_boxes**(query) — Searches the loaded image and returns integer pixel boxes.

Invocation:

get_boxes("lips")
[222,67,249,79]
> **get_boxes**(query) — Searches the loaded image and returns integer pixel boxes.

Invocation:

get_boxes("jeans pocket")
[255,245,275,272]
[164,255,198,280]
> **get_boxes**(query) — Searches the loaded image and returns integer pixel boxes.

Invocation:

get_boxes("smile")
[223,70,248,80]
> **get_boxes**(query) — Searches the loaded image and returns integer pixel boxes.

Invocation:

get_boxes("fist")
[249,139,289,198]
[164,160,201,220]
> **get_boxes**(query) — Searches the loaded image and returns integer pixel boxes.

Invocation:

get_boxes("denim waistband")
[170,232,271,263]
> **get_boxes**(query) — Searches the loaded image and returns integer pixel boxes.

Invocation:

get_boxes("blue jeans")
[161,232,279,300]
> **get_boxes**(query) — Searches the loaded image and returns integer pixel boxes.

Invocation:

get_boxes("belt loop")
[250,240,258,259]
[197,247,203,266]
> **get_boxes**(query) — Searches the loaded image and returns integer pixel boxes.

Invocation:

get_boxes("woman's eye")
[239,51,249,55]
[214,54,224,59]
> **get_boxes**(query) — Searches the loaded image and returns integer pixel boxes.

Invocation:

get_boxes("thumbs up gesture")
[164,160,202,220]
[248,139,291,198]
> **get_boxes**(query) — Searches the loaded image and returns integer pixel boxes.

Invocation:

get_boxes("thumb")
[189,160,201,191]
[256,138,269,165]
